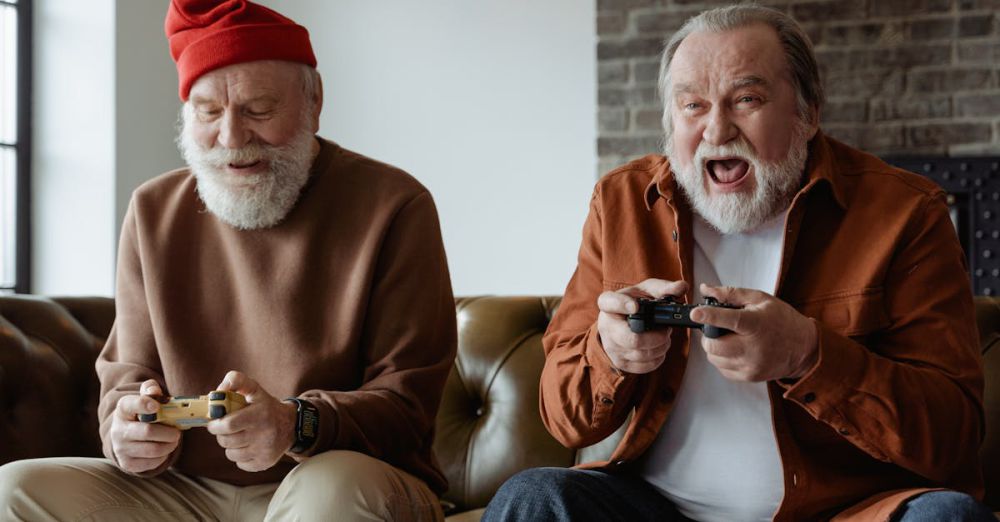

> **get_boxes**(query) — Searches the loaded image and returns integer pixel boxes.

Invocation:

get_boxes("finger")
[615,347,671,364]
[116,394,160,421]
[126,421,182,444]
[625,279,689,300]
[116,440,177,459]
[606,320,672,352]
[691,304,761,336]
[615,353,667,375]
[216,370,245,392]
[700,337,745,359]
[139,379,163,397]
[597,280,689,315]
[206,413,247,435]
[698,284,767,306]
[225,447,255,465]
[119,457,167,474]
[218,370,263,403]
[236,459,265,473]
[598,291,639,315]
[214,431,251,449]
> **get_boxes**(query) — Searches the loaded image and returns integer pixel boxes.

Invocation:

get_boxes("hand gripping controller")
[626,296,739,338]
[138,390,247,430]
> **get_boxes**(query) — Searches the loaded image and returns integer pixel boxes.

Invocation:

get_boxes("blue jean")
[891,490,996,522]
[482,467,996,522]
[481,467,690,522]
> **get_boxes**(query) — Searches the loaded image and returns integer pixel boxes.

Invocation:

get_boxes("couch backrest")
[0,296,111,463]
[1,294,999,511]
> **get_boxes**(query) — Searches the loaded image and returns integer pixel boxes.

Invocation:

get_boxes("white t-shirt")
[638,214,786,522]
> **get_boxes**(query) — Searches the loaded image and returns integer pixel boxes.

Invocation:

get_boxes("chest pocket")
[796,287,890,337]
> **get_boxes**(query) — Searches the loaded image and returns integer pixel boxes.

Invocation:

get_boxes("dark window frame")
[1,0,31,293]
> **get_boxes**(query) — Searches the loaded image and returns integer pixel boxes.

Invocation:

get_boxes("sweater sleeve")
[95,198,181,476]
[782,191,984,483]
[539,187,641,448]
[297,191,457,463]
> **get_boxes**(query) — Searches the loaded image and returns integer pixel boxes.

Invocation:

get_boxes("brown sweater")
[96,138,456,493]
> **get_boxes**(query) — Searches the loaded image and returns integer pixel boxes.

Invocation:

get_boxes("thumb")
[699,283,767,306]
[217,370,263,403]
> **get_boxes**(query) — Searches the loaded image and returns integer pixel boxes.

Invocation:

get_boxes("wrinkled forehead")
[668,24,790,92]
[188,60,303,104]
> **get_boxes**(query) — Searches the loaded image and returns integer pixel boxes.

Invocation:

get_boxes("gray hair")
[299,64,321,112]
[659,4,823,140]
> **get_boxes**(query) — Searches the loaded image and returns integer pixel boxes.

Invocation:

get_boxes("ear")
[806,104,820,139]
[310,73,324,132]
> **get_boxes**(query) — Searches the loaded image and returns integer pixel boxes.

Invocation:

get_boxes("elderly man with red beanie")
[0,1,455,520]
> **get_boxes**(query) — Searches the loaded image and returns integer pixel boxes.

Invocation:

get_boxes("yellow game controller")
[138,390,247,430]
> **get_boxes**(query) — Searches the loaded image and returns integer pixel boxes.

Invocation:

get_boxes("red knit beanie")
[165,0,317,101]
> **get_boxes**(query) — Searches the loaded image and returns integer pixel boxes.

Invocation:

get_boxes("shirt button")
[803,392,816,403]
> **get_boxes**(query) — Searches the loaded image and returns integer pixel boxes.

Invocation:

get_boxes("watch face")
[301,409,318,439]
[290,399,319,453]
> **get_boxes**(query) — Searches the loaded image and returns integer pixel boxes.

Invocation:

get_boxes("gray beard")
[669,125,810,235]
[177,117,316,230]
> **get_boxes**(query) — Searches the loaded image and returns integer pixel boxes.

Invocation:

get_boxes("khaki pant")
[0,451,444,522]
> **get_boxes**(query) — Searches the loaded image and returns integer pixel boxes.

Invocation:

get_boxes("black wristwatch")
[285,398,319,454]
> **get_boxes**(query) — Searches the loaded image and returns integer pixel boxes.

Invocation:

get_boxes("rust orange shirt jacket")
[540,132,985,521]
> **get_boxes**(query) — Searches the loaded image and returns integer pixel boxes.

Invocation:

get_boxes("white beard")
[177,113,316,230]
[669,123,811,235]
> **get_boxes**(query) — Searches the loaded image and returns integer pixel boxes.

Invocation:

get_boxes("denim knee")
[482,468,580,522]
[892,490,996,522]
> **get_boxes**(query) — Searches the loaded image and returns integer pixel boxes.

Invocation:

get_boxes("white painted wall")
[32,0,116,295]
[259,0,597,295]
[115,1,183,242]
[33,1,597,297]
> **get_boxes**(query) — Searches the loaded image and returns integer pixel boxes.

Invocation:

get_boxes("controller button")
[209,405,225,419]
[208,391,226,401]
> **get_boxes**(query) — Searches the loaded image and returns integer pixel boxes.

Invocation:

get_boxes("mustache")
[188,142,278,169]
[693,137,759,173]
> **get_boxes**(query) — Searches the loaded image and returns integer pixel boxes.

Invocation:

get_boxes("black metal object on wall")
[885,157,1000,296]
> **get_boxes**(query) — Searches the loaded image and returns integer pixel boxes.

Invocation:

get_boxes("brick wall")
[597,0,1000,174]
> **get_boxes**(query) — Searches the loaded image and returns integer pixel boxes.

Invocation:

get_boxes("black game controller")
[627,296,739,338]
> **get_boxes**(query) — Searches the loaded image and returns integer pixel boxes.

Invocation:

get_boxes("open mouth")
[228,160,262,170]
[705,157,750,185]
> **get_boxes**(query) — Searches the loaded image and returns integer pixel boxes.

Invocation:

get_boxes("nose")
[217,111,251,149]
[702,106,738,146]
